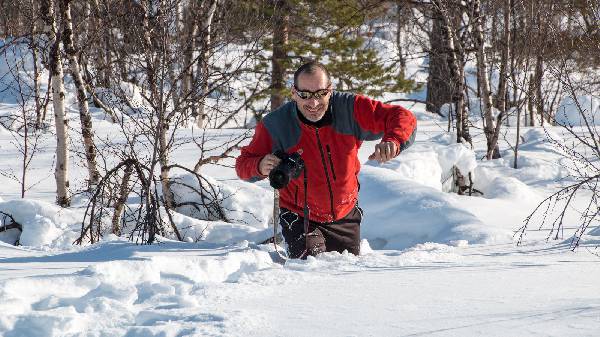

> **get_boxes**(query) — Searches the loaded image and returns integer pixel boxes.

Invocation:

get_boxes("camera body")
[269,151,305,189]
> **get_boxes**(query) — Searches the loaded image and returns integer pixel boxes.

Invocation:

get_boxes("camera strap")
[272,168,310,261]
[299,168,310,259]
[272,189,286,262]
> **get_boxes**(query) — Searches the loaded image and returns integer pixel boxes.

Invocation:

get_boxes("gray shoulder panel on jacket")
[331,91,383,141]
[262,102,302,152]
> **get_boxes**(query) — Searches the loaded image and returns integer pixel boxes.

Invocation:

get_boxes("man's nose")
[307,97,319,106]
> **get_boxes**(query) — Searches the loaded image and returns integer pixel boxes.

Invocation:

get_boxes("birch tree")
[60,0,100,188]
[41,0,70,207]
[469,0,499,159]
[195,0,219,128]
[432,0,471,145]
[181,0,199,121]
[492,0,513,163]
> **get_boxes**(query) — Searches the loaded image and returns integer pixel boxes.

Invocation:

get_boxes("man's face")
[292,70,332,122]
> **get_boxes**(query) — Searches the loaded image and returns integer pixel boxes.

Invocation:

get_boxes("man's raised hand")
[368,141,398,163]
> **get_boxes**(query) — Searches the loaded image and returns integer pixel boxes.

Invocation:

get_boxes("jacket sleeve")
[353,95,417,154]
[235,122,273,181]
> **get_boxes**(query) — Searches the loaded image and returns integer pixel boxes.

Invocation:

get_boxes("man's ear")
[290,86,298,101]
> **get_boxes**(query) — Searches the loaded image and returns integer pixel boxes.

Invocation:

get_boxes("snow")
[2,111,599,335]
[1,239,599,336]
[556,94,600,126]
[358,164,509,249]
[0,199,82,248]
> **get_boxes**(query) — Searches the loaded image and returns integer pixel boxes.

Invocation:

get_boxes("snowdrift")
[0,199,81,248]
[556,94,600,126]
[358,165,510,249]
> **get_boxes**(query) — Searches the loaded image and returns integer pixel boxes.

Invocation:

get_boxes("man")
[236,62,417,258]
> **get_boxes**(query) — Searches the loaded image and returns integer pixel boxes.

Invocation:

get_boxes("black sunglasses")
[294,86,331,100]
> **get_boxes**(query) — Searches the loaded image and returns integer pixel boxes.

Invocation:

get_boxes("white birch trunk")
[30,0,42,129]
[196,0,218,128]
[183,4,199,122]
[490,0,512,157]
[61,0,100,188]
[470,0,495,158]
[42,0,70,207]
[433,0,470,145]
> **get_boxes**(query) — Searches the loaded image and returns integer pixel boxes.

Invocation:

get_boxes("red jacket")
[236,92,417,223]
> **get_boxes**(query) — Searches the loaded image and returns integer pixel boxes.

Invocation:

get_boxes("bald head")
[293,62,331,87]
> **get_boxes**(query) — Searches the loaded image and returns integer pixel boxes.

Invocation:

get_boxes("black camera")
[269,151,305,189]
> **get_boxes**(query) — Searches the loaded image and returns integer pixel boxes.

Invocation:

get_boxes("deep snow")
[1,110,600,336]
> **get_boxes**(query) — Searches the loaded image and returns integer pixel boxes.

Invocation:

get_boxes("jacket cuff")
[253,156,268,178]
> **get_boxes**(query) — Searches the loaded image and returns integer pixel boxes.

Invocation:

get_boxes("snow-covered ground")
[1,104,600,336]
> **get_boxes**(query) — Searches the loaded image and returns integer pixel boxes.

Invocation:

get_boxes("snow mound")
[480,176,539,201]
[436,143,477,178]
[0,199,81,248]
[370,142,477,192]
[522,128,559,143]
[171,173,272,229]
[358,165,510,250]
[556,95,600,126]
[520,128,563,149]
[375,149,443,190]
[170,212,271,244]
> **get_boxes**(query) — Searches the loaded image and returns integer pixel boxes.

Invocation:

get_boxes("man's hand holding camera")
[259,154,281,176]
[368,141,398,163]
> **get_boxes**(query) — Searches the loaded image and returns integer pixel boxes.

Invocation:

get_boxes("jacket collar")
[295,102,333,128]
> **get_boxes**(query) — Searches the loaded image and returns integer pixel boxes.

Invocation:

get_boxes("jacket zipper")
[315,128,336,219]
[294,185,298,207]
[326,145,337,181]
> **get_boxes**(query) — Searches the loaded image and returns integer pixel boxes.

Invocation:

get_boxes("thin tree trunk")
[470,0,497,159]
[21,105,28,198]
[270,0,289,111]
[111,163,133,236]
[514,107,521,168]
[495,0,512,114]
[196,0,219,128]
[534,54,544,125]
[102,0,112,87]
[527,73,535,126]
[395,1,406,77]
[489,0,512,159]
[426,5,454,115]
[139,1,160,243]
[168,3,181,118]
[182,1,199,122]
[61,0,100,188]
[42,0,70,207]
[139,0,182,242]
[30,0,42,129]
[433,0,470,145]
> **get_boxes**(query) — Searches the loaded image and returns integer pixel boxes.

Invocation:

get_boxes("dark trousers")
[279,206,362,259]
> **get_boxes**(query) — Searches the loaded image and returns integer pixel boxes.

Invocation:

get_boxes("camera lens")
[269,169,289,189]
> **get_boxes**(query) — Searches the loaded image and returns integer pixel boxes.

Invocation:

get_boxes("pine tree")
[258,0,415,113]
